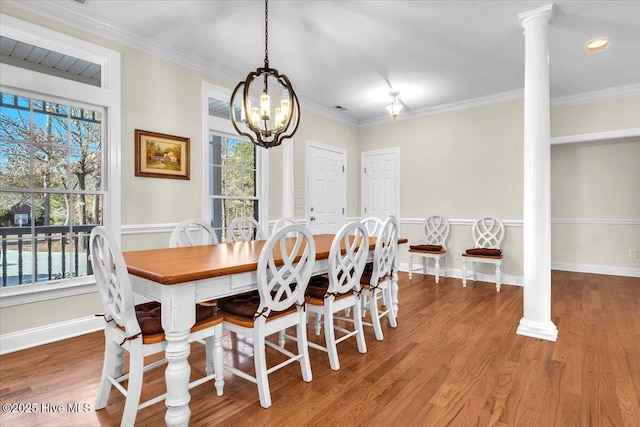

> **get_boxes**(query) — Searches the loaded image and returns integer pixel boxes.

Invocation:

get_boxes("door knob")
[310,216,316,221]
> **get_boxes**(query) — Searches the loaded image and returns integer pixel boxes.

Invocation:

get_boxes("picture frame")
[134,129,190,180]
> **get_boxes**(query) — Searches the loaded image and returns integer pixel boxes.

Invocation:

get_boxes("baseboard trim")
[0,315,104,355]
[398,263,523,287]
[516,318,558,342]
[2,263,633,354]
[551,262,640,278]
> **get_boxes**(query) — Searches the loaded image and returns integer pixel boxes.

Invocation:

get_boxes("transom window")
[0,13,120,306]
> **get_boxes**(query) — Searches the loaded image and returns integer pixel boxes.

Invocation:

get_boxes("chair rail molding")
[551,218,640,226]
[400,218,524,227]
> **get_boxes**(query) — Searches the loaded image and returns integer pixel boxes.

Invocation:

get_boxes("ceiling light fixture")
[586,37,609,52]
[230,0,300,149]
[386,92,403,120]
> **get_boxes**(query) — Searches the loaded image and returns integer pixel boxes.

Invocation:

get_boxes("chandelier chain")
[264,0,269,68]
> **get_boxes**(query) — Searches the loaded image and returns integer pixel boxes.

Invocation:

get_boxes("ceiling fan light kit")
[386,92,403,120]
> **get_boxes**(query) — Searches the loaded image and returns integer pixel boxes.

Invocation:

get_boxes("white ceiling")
[7,0,640,124]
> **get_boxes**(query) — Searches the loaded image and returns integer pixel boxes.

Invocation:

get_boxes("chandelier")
[386,92,403,120]
[230,0,300,149]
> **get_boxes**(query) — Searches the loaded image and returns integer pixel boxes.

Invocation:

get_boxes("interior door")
[361,148,399,220]
[306,143,346,234]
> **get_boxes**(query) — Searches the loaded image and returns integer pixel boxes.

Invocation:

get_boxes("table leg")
[391,267,399,316]
[162,285,196,427]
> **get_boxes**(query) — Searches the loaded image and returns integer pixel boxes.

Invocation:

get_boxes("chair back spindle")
[170,219,219,247]
[227,216,263,243]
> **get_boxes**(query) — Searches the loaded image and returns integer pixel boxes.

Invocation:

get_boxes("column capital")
[519,3,554,28]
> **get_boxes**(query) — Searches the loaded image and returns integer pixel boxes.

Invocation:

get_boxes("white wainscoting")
[2,216,636,354]
[399,217,639,278]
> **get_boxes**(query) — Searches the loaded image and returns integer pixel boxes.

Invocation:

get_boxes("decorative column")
[517,4,558,341]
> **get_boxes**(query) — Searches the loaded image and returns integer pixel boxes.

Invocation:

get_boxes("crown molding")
[6,1,638,128]
[551,83,640,107]
[359,89,525,127]
[3,0,243,83]
[296,96,359,127]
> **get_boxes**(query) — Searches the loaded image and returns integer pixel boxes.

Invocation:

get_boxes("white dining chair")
[305,221,369,370]
[272,216,298,234]
[217,224,315,408]
[90,226,224,427]
[360,216,383,238]
[170,219,220,308]
[461,216,505,292]
[358,216,384,290]
[408,215,450,283]
[169,219,219,247]
[227,216,263,242]
[360,215,398,341]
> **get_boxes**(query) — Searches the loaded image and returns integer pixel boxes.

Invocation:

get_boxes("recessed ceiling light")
[586,38,609,52]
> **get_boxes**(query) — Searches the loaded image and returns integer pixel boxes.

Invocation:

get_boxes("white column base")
[516,317,558,342]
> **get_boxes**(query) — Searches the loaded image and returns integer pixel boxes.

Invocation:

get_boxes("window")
[0,92,103,286]
[0,14,120,305]
[203,84,268,242]
[209,134,258,242]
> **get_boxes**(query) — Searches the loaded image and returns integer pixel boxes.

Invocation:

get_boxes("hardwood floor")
[1,271,639,426]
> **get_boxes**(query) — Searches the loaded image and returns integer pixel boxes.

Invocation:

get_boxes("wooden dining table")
[122,233,406,426]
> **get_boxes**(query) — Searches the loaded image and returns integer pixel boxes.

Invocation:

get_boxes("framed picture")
[134,129,190,180]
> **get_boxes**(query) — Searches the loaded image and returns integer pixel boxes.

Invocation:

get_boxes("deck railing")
[0,225,96,287]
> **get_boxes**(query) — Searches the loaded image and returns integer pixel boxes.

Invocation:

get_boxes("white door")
[306,142,346,234]
[361,148,399,220]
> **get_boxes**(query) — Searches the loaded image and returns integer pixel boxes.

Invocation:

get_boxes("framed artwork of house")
[134,129,190,180]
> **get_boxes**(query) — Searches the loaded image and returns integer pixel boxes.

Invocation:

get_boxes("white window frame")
[202,82,268,236]
[0,14,121,307]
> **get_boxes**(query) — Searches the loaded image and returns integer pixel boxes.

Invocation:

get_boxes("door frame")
[360,147,400,219]
[305,140,347,230]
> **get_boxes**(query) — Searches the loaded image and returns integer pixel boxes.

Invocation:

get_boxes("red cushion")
[363,262,373,274]
[465,248,502,256]
[217,292,261,318]
[409,244,443,252]
[305,281,329,299]
[134,302,215,335]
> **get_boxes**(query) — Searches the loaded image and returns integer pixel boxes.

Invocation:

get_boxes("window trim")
[202,82,268,236]
[0,14,121,307]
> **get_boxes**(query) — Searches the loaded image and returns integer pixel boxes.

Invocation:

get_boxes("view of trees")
[0,92,103,227]
[210,135,258,240]
[1,92,103,285]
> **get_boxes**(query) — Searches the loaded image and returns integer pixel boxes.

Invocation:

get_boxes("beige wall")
[550,94,640,271]
[0,293,103,335]
[0,4,359,335]
[1,5,638,338]
[551,137,640,268]
[551,95,640,136]
[358,100,526,279]
[357,94,640,279]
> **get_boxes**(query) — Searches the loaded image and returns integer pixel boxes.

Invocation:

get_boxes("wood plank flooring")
[1,271,638,426]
